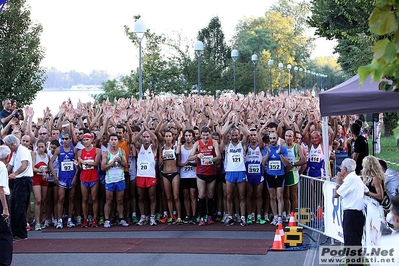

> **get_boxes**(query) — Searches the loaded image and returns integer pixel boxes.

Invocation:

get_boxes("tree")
[233,11,311,95]
[308,0,375,76]
[356,0,399,138]
[196,17,231,96]
[0,0,46,105]
[123,16,193,98]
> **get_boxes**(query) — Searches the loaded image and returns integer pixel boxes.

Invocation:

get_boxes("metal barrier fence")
[297,174,326,235]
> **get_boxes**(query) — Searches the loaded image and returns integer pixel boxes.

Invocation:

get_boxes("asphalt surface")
[11,224,335,266]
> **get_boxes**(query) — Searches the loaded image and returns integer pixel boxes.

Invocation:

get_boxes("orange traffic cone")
[278,223,285,245]
[270,229,284,251]
[288,212,297,226]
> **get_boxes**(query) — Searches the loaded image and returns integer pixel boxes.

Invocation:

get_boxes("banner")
[323,181,344,243]
[363,196,385,247]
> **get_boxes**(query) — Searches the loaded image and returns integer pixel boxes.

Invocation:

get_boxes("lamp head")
[278,62,283,69]
[252,54,258,64]
[231,49,239,62]
[194,41,204,56]
[133,20,147,40]
[268,60,274,67]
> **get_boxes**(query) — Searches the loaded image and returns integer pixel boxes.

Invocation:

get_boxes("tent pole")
[322,116,330,180]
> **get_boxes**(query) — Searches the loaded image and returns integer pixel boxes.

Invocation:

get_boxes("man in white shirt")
[334,158,369,248]
[4,134,33,240]
[0,145,12,265]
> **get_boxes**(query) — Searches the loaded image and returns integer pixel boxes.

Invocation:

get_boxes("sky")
[26,0,336,77]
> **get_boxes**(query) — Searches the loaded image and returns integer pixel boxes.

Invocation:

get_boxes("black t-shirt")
[0,109,12,133]
[354,135,369,175]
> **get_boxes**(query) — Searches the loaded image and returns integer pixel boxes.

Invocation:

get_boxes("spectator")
[362,155,385,203]
[350,122,369,175]
[0,145,12,266]
[379,159,399,198]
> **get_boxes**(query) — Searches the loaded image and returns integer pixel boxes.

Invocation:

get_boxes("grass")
[369,135,399,172]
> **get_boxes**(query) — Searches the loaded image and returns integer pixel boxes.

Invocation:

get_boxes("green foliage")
[308,0,376,76]
[383,112,399,137]
[0,0,46,105]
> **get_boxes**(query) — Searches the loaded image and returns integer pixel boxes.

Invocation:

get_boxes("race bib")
[38,166,48,175]
[231,154,241,163]
[183,165,194,172]
[201,155,214,165]
[248,164,260,173]
[139,161,150,171]
[61,161,74,171]
[268,160,281,170]
[310,154,321,163]
[82,160,94,170]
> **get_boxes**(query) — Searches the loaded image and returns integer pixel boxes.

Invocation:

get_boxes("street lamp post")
[268,60,274,95]
[294,66,298,92]
[231,49,239,94]
[278,62,283,95]
[287,64,292,95]
[299,68,303,90]
[252,54,258,95]
[194,41,204,95]
[133,19,147,100]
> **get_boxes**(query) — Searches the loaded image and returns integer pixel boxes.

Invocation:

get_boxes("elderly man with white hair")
[334,158,369,249]
[0,145,12,265]
[3,134,33,241]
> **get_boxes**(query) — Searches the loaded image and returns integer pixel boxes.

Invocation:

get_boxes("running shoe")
[190,216,197,224]
[222,214,228,223]
[183,216,190,224]
[34,223,42,231]
[264,213,270,223]
[270,216,278,226]
[277,216,283,226]
[67,219,75,228]
[125,217,133,225]
[132,216,139,224]
[26,223,33,231]
[156,213,162,222]
[44,220,50,228]
[91,219,98,228]
[150,216,157,226]
[119,219,129,227]
[159,216,169,224]
[88,215,93,227]
[224,217,234,226]
[99,216,105,226]
[104,220,111,228]
[199,217,206,226]
[207,215,214,225]
[256,217,266,225]
[76,215,82,226]
[247,216,253,225]
[81,219,89,228]
[196,215,201,223]
[52,216,57,226]
[137,217,146,226]
[240,219,247,227]
[176,218,183,225]
[215,214,222,222]
[167,217,173,224]
[56,219,63,229]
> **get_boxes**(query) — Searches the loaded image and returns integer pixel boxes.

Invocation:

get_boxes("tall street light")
[278,62,283,95]
[252,54,258,95]
[133,19,147,100]
[299,68,303,90]
[287,64,292,95]
[294,66,298,91]
[194,41,204,95]
[268,60,274,95]
[231,49,239,94]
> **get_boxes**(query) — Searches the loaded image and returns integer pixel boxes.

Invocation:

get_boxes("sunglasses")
[39,133,47,135]
[62,138,69,140]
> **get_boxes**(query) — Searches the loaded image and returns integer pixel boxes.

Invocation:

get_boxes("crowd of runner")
[0,91,395,233]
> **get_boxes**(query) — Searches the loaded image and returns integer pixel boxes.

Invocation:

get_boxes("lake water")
[31,89,103,119]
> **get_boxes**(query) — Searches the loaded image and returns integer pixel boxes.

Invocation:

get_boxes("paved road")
[12,225,333,266]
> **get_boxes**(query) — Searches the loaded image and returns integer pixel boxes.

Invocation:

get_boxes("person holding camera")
[0,98,23,135]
